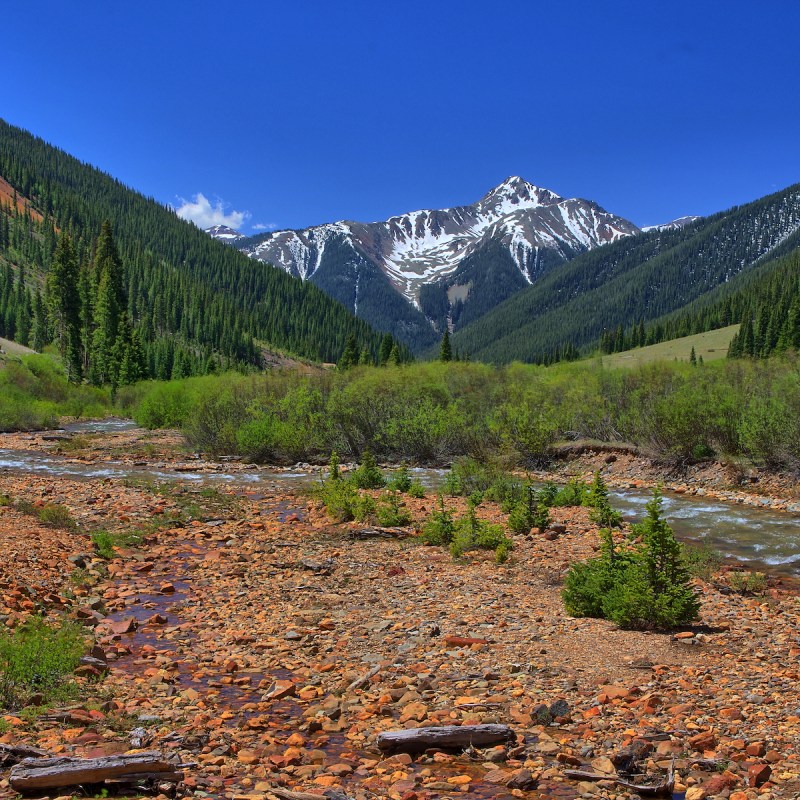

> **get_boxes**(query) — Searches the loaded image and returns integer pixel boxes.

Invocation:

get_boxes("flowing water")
[2,419,800,575]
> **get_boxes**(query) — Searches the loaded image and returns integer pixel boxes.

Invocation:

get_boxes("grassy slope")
[599,324,739,368]
[0,336,36,360]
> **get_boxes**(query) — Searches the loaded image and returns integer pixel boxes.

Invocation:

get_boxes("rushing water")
[2,420,800,575]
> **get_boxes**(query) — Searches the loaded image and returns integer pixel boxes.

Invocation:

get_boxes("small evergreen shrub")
[388,466,412,492]
[315,478,360,522]
[562,490,699,630]
[443,458,507,497]
[507,485,551,533]
[420,498,456,546]
[552,478,588,507]
[353,492,376,523]
[407,480,426,498]
[449,498,513,562]
[351,449,386,489]
[376,491,412,527]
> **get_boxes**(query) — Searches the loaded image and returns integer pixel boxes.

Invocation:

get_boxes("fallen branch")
[377,724,515,754]
[10,751,178,792]
[564,760,674,797]
[346,664,381,692]
[349,527,411,540]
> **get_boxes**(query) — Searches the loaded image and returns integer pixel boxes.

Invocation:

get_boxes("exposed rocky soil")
[1,428,799,800]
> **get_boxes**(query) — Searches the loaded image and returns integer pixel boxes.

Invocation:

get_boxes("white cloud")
[174,192,250,230]
[251,222,277,231]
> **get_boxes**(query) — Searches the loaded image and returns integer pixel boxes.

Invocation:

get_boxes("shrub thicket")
[118,356,800,470]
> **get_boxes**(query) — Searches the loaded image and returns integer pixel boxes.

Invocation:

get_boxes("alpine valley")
[232,177,640,350]
[223,177,800,361]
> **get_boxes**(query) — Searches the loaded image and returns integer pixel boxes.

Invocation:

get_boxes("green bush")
[388,466,412,492]
[315,478,360,522]
[407,480,426,498]
[449,499,513,562]
[552,478,588,507]
[507,485,551,533]
[562,490,699,630]
[0,617,85,709]
[443,457,509,497]
[420,498,456,546]
[353,492,376,523]
[585,474,623,528]
[350,449,386,489]
[37,504,77,531]
[376,491,412,526]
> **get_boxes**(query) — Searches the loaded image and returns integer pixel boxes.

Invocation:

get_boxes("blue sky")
[4,1,799,231]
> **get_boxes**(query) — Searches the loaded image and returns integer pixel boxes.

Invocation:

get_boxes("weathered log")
[376,724,515,753]
[0,743,50,766]
[104,770,184,784]
[266,788,354,800]
[349,527,411,540]
[10,751,175,792]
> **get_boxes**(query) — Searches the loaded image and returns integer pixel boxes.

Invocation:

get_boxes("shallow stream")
[2,419,799,575]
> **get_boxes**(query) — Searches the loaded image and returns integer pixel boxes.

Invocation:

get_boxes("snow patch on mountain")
[241,177,640,306]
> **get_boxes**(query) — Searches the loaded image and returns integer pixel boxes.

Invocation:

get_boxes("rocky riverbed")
[1,426,799,800]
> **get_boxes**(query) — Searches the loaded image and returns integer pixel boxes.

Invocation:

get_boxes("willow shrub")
[124,355,800,468]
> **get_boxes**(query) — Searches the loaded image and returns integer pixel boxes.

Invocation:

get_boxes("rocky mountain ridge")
[234,177,640,349]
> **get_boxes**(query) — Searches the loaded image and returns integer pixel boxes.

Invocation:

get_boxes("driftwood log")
[349,527,411,540]
[377,724,515,753]
[10,751,180,792]
[563,759,674,797]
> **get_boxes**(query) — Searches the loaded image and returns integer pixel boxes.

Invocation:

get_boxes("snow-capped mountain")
[641,215,702,233]
[205,224,243,242]
[237,177,641,350]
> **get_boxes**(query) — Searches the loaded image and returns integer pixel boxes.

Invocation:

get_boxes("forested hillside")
[451,184,800,363]
[0,119,396,382]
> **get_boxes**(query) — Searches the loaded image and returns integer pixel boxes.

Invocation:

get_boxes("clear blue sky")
[4,1,799,232]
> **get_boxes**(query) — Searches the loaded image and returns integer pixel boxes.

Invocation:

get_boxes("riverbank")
[1,425,800,799]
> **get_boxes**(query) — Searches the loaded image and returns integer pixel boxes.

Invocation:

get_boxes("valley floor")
[0,428,799,800]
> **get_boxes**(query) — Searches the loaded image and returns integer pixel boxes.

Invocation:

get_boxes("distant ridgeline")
[0,119,402,384]
[450,183,800,365]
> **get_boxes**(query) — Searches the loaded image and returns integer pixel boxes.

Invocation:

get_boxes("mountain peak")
[205,224,243,242]
[478,176,562,211]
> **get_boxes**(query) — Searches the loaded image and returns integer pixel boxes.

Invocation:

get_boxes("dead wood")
[10,751,177,792]
[376,724,515,753]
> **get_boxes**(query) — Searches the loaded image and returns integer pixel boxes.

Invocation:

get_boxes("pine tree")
[32,288,47,352]
[440,329,452,362]
[689,346,697,366]
[379,333,394,366]
[338,333,358,370]
[89,222,128,384]
[46,232,82,379]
